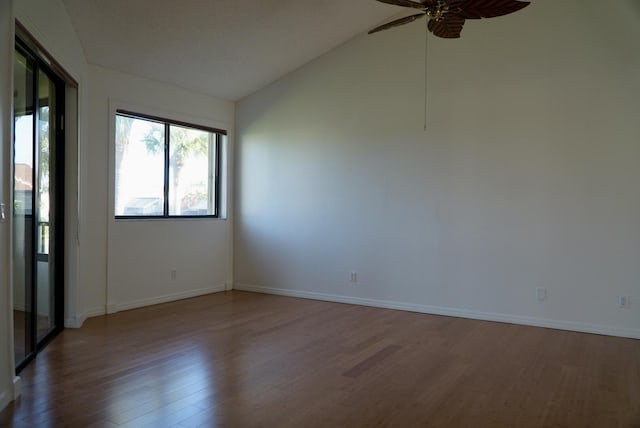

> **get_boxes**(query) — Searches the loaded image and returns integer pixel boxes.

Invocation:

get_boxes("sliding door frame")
[14,36,65,374]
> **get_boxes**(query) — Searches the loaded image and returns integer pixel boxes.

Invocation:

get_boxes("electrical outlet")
[619,296,631,309]
[350,272,357,283]
[536,287,547,301]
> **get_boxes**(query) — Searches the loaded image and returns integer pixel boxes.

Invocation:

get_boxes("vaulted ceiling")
[62,0,399,101]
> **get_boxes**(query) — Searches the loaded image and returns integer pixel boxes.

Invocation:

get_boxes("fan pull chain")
[423,17,429,132]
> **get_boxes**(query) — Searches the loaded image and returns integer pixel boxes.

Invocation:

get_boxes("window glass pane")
[168,125,215,216]
[115,115,165,216]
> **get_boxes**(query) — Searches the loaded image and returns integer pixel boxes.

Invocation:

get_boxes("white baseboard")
[108,285,227,314]
[64,316,81,329]
[234,283,640,340]
[0,391,8,412]
[85,306,107,318]
[106,302,118,315]
[0,376,21,411]
[66,286,226,327]
[66,306,105,328]
[13,376,21,400]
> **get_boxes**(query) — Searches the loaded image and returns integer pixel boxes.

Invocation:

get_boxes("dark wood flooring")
[1,291,639,427]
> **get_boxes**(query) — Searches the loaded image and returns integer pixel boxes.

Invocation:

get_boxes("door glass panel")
[13,42,64,372]
[13,50,35,364]
[36,69,56,342]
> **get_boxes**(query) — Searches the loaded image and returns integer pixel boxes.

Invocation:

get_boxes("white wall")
[0,0,15,411]
[87,65,234,315]
[236,0,640,338]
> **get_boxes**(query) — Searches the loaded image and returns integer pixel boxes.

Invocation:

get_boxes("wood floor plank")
[342,344,403,378]
[1,290,639,427]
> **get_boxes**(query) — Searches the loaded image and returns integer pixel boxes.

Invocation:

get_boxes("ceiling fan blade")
[427,14,466,38]
[368,13,426,34]
[458,0,530,19]
[443,0,466,7]
[374,0,427,10]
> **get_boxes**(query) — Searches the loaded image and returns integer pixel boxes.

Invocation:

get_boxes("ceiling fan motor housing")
[425,1,452,22]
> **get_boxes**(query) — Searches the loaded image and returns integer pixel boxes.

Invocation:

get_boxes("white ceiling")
[62,0,400,101]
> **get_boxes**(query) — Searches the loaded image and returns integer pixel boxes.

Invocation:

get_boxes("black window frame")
[114,109,226,220]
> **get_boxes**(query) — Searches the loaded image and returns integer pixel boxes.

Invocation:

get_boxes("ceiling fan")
[369,0,530,39]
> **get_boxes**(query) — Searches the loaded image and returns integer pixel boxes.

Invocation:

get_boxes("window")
[114,110,225,218]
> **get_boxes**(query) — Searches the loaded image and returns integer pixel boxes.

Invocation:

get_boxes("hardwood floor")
[1,291,639,427]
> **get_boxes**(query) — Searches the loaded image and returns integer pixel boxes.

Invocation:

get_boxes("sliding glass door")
[13,39,65,372]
